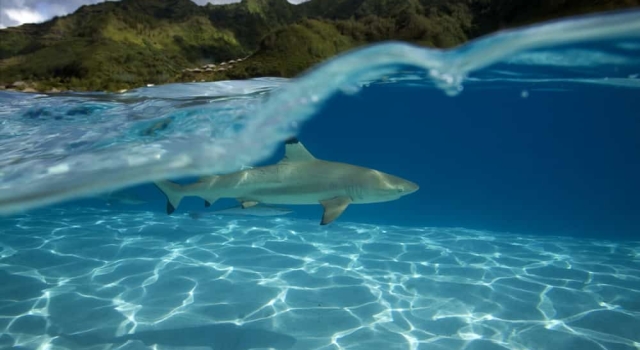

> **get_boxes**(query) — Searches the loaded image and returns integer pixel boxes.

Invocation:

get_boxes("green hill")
[0,0,638,92]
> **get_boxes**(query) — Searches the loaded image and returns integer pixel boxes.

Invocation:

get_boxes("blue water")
[1,9,640,350]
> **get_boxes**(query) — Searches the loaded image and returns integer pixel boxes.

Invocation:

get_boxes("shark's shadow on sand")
[53,323,296,350]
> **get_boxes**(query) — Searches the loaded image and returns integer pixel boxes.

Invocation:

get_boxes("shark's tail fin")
[154,180,184,214]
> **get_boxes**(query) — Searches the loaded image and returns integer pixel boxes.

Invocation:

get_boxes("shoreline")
[0,55,257,94]
[0,76,250,94]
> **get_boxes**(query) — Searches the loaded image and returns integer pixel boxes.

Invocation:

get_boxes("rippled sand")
[0,208,638,350]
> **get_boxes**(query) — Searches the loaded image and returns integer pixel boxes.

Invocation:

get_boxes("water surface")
[1,9,639,350]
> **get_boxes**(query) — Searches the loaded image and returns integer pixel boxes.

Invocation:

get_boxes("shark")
[154,138,419,225]
[96,190,147,206]
[188,204,293,219]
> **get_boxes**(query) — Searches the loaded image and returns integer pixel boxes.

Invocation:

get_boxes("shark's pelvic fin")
[279,137,316,163]
[204,196,219,207]
[240,200,259,209]
[154,180,185,215]
[319,196,352,225]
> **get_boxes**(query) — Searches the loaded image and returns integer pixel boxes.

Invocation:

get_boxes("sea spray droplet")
[521,90,530,98]
[428,69,466,97]
[339,84,362,96]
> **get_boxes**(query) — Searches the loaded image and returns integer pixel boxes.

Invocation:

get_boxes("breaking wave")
[0,9,639,215]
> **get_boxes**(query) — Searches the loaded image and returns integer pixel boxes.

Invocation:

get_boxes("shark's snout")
[396,180,419,196]
[376,172,419,198]
[404,181,419,194]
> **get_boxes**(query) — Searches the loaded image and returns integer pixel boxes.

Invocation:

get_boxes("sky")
[0,0,302,29]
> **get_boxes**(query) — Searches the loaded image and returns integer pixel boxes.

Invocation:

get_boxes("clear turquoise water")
[1,9,639,350]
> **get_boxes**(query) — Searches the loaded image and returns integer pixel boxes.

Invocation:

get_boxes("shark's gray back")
[247,159,367,184]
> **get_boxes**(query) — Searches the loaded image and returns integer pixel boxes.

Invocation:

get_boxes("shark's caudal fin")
[154,180,185,214]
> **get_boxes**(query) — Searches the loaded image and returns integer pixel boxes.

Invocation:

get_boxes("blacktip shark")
[97,190,147,206]
[188,204,293,219]
[154,138,419,225]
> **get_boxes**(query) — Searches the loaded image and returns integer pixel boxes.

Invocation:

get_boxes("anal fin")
[204,197,219,208]
[167,201,176,215]
[319,196,352,225]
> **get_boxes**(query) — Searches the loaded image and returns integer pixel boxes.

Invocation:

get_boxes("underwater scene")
[1,9,640,350]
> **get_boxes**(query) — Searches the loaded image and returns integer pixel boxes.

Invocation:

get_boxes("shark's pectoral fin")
[319,196,352,225]
[239,200,259,209]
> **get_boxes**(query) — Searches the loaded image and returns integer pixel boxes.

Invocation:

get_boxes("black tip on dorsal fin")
[166,201,175,215]
[285,137,299,145]
[204,200,211,207]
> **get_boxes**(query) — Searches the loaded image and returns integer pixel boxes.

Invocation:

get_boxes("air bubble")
[339,84,361,96]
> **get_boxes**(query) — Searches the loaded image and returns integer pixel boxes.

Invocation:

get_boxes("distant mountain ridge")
[0,0,638,92]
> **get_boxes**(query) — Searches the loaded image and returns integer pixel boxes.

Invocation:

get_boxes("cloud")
[0,0,307,29]
[0,0,108,28]
[192,0,239,4]
[3,8,46,27]
[191,0,308,5]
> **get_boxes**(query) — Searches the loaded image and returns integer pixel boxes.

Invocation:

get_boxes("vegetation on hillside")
[0,0,638,92]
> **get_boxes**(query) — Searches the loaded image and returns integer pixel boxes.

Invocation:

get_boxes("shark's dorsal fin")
[279,137,316,163]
